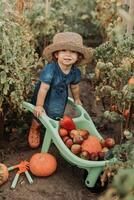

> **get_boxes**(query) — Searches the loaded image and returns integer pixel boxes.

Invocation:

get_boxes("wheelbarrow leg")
[85,166,103,188]
[41,129,52,152]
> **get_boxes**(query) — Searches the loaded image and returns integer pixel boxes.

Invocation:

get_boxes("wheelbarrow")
[23,97,117,189]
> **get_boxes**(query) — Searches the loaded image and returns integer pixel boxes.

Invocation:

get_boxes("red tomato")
[59,115,76,131]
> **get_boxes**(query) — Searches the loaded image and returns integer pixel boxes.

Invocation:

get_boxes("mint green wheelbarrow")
[23,97,117,189]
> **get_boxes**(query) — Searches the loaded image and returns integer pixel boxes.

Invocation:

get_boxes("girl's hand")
[34,106,45,118]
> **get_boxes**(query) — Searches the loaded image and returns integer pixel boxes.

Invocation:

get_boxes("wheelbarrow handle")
[67,97,90,118]
[11,173,20,189]
[23,101,56,130]
[23,97,92,131]
[25,171,33,184]
[8,166,15,171]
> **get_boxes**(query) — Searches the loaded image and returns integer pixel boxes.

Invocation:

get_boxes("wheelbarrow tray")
[23,97,117,188]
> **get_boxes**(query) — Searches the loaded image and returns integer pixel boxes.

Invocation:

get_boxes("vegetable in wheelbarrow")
[59,115,76,131]
[59,116,116,161]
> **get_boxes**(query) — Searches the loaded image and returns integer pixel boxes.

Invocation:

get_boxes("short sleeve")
[39,63,55,84]
[71,68,81,85]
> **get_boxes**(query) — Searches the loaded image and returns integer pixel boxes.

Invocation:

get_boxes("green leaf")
[3,83,9,95]
[0,96,3,108]
[0,71,7,84]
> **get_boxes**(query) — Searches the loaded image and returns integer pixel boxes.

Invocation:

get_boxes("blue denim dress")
[32,61,81,120]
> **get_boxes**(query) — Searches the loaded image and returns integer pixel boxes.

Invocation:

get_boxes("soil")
[0,79,115,200]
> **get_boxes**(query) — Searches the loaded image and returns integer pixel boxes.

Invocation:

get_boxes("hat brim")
[43,42,93,65]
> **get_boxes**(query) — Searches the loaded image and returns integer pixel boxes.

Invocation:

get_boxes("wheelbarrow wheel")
[83,171,108,193]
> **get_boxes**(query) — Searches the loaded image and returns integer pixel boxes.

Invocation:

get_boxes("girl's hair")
[52,51,84,65]
[76,53,84,65]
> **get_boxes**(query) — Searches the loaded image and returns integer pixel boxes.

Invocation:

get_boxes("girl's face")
[54,50,79,67]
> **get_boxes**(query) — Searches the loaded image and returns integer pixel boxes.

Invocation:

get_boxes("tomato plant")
[0,1,38,134]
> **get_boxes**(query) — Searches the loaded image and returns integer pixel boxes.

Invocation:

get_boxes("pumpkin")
[81,136,102,154]
[0,163,9,186]
[29,153,57,177]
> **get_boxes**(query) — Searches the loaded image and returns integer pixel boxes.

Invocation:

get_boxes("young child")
[28,32,93,148]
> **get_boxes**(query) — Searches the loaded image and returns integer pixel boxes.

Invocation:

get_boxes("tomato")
[59,115,76,131]
[128,77,134,85]
[123,109,129,118]
[59,128,68,137]
[111,105,118,112]
[71,144,81,155]
[65,138,73,148]
[104,138,115,148]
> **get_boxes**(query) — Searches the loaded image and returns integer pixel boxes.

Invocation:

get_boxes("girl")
[28,32,93,148]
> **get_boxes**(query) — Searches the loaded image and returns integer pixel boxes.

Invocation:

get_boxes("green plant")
[0,0,38,133]
[24,0,100,56]
[94,36,134,142]
[99,139,134,199]
[93,0,125,41]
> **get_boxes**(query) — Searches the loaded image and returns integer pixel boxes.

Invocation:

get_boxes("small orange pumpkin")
[0,163,9,186]
[81,135,102,154]
[29,153,57,177]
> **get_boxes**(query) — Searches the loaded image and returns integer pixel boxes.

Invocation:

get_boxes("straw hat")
[43,32,94,65]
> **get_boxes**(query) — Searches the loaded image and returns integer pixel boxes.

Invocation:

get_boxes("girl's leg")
[28,118,41,148]
[28,82,41,148]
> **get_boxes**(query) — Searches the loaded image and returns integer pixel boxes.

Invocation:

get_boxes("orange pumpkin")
[0,163,9,186]
[29,153,57,177]
[81,136,102,154]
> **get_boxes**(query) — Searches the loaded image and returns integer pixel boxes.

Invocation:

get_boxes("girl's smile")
[55,50,79,68]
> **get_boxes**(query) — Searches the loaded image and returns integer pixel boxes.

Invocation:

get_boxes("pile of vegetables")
[59,115,115,161]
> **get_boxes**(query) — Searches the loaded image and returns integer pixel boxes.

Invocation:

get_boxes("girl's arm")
[34,82,50,117]
[70,83,82,105]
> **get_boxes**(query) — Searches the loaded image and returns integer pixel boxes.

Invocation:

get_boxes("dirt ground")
[0,79,112,200]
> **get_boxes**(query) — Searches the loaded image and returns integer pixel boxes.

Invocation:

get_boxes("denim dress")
[32,61,81,120]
